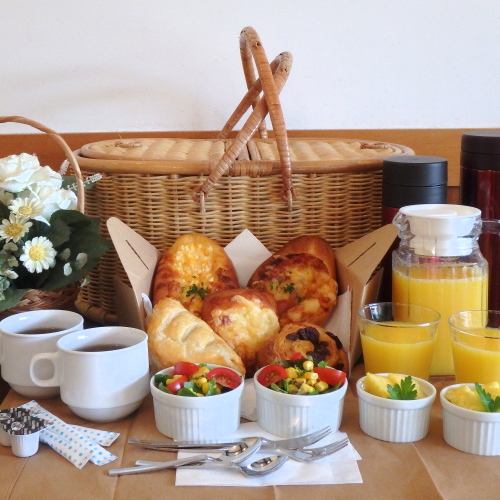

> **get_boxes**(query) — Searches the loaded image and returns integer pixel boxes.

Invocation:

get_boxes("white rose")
[26,165,63,189]
[21,184,78,222]
[0,153,43,193]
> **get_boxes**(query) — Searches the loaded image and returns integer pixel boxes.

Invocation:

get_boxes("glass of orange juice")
[449,310,500,384]
[358,303,441,380]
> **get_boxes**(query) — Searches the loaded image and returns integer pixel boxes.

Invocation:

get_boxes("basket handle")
[239,30,268,139]
[0,116,85,213]
[192,27,295,209]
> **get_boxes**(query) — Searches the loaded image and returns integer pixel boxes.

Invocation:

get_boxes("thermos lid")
[394,204,482,256]
[461,131,500,170]
[383,156,448,208]
[462,131,500,154]
[383,156,448,186]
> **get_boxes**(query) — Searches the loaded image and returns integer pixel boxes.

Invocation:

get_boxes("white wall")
[1,0,499,134]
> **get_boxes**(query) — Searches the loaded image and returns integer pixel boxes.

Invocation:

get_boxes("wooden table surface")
[1,365,499,500]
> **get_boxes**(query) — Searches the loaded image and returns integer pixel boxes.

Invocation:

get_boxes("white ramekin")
[253,366,348,438]
[150,365,244,442]
[441,383,500,456]
[356,374,436,443]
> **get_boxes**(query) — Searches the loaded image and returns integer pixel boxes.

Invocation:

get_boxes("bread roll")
[147,297,245,375]
[278,235,337,279]
[152,233,239,317]
[256,322,349,375]
[248,252,338,327]
[200,288,280,375]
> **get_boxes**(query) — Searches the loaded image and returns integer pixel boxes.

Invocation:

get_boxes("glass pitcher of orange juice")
[392,204,488,376]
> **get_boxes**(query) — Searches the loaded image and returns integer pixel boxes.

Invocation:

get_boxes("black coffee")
[18,327,58,335]
[77,343,128,352]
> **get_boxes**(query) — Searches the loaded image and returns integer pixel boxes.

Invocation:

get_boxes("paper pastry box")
[107,218,398,369]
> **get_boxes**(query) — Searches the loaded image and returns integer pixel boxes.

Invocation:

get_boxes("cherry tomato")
[313,367,346,387]
[206,367,241,389]
[166,375,188,394]
[257,364,288,387]
[173,361,200,378]
[290,352,303,360]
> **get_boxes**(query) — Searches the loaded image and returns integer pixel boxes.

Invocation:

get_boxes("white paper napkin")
[175,421,362,487]
[21,401,119,469]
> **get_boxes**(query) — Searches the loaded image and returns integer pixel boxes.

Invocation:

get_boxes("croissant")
[147,297,245,376]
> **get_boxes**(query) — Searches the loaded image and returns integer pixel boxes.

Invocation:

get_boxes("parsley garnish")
[474,382,500,412]
[184,283,210,299]
[387,376,418,400]
[268,280,295,294]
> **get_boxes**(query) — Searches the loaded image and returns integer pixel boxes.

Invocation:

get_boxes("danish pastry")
[256,322,349,375]
[152,233,239,317]
[200,288,280,375]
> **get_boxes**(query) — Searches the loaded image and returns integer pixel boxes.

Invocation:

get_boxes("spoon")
[118,454,289,477]
[108,454,208,476]
[186,454,289,477]
[135,437,260,460]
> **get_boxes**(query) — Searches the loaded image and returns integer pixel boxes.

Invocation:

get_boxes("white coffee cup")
[29,326,150,422]
[0,310,84,398]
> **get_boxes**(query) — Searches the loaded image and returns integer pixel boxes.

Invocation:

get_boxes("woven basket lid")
[77,137,414,175]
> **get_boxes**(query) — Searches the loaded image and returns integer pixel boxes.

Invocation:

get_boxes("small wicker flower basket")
[73,26,414,325]
[0,284,80,320]
[0,117,87,319]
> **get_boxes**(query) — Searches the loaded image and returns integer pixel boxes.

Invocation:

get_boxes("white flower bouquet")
[0,153,112,311]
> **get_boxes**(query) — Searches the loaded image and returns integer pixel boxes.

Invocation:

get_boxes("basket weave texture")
[74,27,414,325]
[0,284,79,320]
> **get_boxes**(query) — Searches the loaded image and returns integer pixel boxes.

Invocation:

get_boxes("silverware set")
[108,427,349,477]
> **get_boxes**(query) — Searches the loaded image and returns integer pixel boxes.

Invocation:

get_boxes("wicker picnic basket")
[73,27,414,325]
[0,116,86,318]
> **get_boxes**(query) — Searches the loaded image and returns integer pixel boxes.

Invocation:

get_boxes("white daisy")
[20,236,57,273]
[9,197,45,220]
[0,214,32,243]
[22,184,77,221]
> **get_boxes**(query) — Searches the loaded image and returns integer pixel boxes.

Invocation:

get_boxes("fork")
[128,426,331,453]
[273,437,349,462]
[137,436,349,464]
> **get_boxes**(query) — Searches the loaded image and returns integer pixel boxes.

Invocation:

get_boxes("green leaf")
[50,210,103,235]
[0,288,30,311]
[41,218,72,248]
[62,176,97,191]
[0,203,10,220]
[38,226,112,290]
[387,376,418,400]
[475,382,500,412]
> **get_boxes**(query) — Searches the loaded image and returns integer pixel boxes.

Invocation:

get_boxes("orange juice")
[393,268,488,376]
[451,327,500,383]
[360,322,435,379]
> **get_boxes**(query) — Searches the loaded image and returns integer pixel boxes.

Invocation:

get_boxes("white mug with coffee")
[0,310,84,398]
[29,326,150,422]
